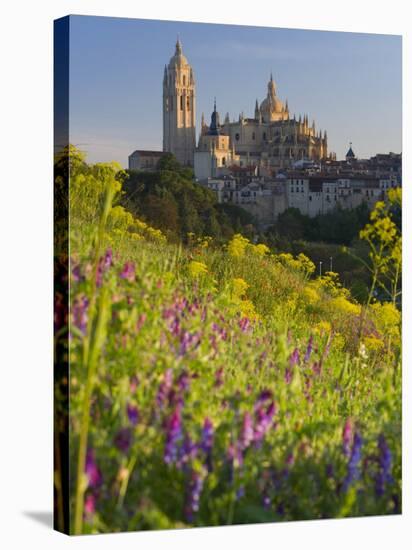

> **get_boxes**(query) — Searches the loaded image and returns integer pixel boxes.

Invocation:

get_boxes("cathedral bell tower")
[163,38,196,166]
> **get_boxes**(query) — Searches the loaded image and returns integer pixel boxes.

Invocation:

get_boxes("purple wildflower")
[304,335,314,362]
[254,402,275,445]
[342,432,363,492]
[85,449,102,489]
[375,434,393,496]
[342,418,353,457]
[84,494,96,519]
[164,407,183,465]
[119,261,135,282]
[240,412,254,450]
[96,248,113,287]
[179,330,200,356]
[72,295,89,335]
[214,367,224,388]
[236,486,245,500]
[289,347,300,366]
[284,367,293,384]
[177,370,190,392]
[126,403,139,426]
[72,264,82,282]
[156,369,173,409]
[114,427,132,453]
[201,418,214,472]
[184,469,204,522]
[177,435,198,469]
[239,317,251,332]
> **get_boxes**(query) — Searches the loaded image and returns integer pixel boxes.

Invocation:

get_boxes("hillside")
[57,147,401,534]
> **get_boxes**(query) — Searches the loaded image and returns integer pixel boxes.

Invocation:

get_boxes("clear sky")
[68,15,402,167]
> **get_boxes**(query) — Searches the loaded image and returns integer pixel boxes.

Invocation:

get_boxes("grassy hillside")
[59,148,401,534]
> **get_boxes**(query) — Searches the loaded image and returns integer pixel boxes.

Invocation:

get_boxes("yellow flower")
[302,286,320,305]
[253,243,270,256]
[232,277,249,299]
[363,336,384,354]
[330,296,361,316]
[314,321,331,335]
[227,234,250,258]
[188,260,208,278]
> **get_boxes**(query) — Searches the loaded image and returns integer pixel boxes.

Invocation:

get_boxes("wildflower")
[289,348,300,366]
[85,449,102,489]
[188,260,208,278]
[342,432,363,492]
[114,427,132,453]
[201,418,214,472]
[126,403,139,426]
[96,248,113,286]
[240,412,254,450]
[179,330,200,356]
[72,264,82,282]
[136,313,147,332]
[184,469,205,522]
[72,295,89,335]
[304,335,313,362]
[214,367,224,387]
[119,261,135,282]
[236,486,245,500]
[129,375,139,393]
[238,317,251,332]
[254,401,276,445]
[177,435,198,469]
[164,406,183,465]
[375,434,393,496]
[177,370,190,392]
[342,418,353,457]
[84,494,96,519]
[156,369,173,409]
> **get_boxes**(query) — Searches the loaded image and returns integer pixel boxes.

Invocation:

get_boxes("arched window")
[222,157,226,165]
[180,95,183,111]
[183,75,186,86]
[187,96,190,110]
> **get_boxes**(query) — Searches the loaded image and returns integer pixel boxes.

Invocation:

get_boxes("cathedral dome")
[168,38,189,68]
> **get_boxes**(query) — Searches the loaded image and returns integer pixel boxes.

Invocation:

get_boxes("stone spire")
[255,99,259,119]
[175,36,182,55]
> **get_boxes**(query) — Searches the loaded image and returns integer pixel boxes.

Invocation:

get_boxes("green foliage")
[123,154,255,242]
[268,203,371,246]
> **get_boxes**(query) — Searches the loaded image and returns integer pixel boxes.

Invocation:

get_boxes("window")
[222,157,226,165]
[183,75,186,86]
[309,196,312,201]
[187,96,190,110]
[235,133,240,141]
[180,95,183,110]
[263,132,267,141]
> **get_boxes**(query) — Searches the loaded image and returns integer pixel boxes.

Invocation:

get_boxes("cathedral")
[162,39,330,177]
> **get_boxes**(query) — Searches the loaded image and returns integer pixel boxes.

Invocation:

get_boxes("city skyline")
[69,15,402,168]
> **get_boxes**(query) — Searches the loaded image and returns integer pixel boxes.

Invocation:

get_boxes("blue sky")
[68,15,402,167]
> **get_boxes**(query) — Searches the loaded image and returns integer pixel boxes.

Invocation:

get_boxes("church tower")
[163,38,196,166]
